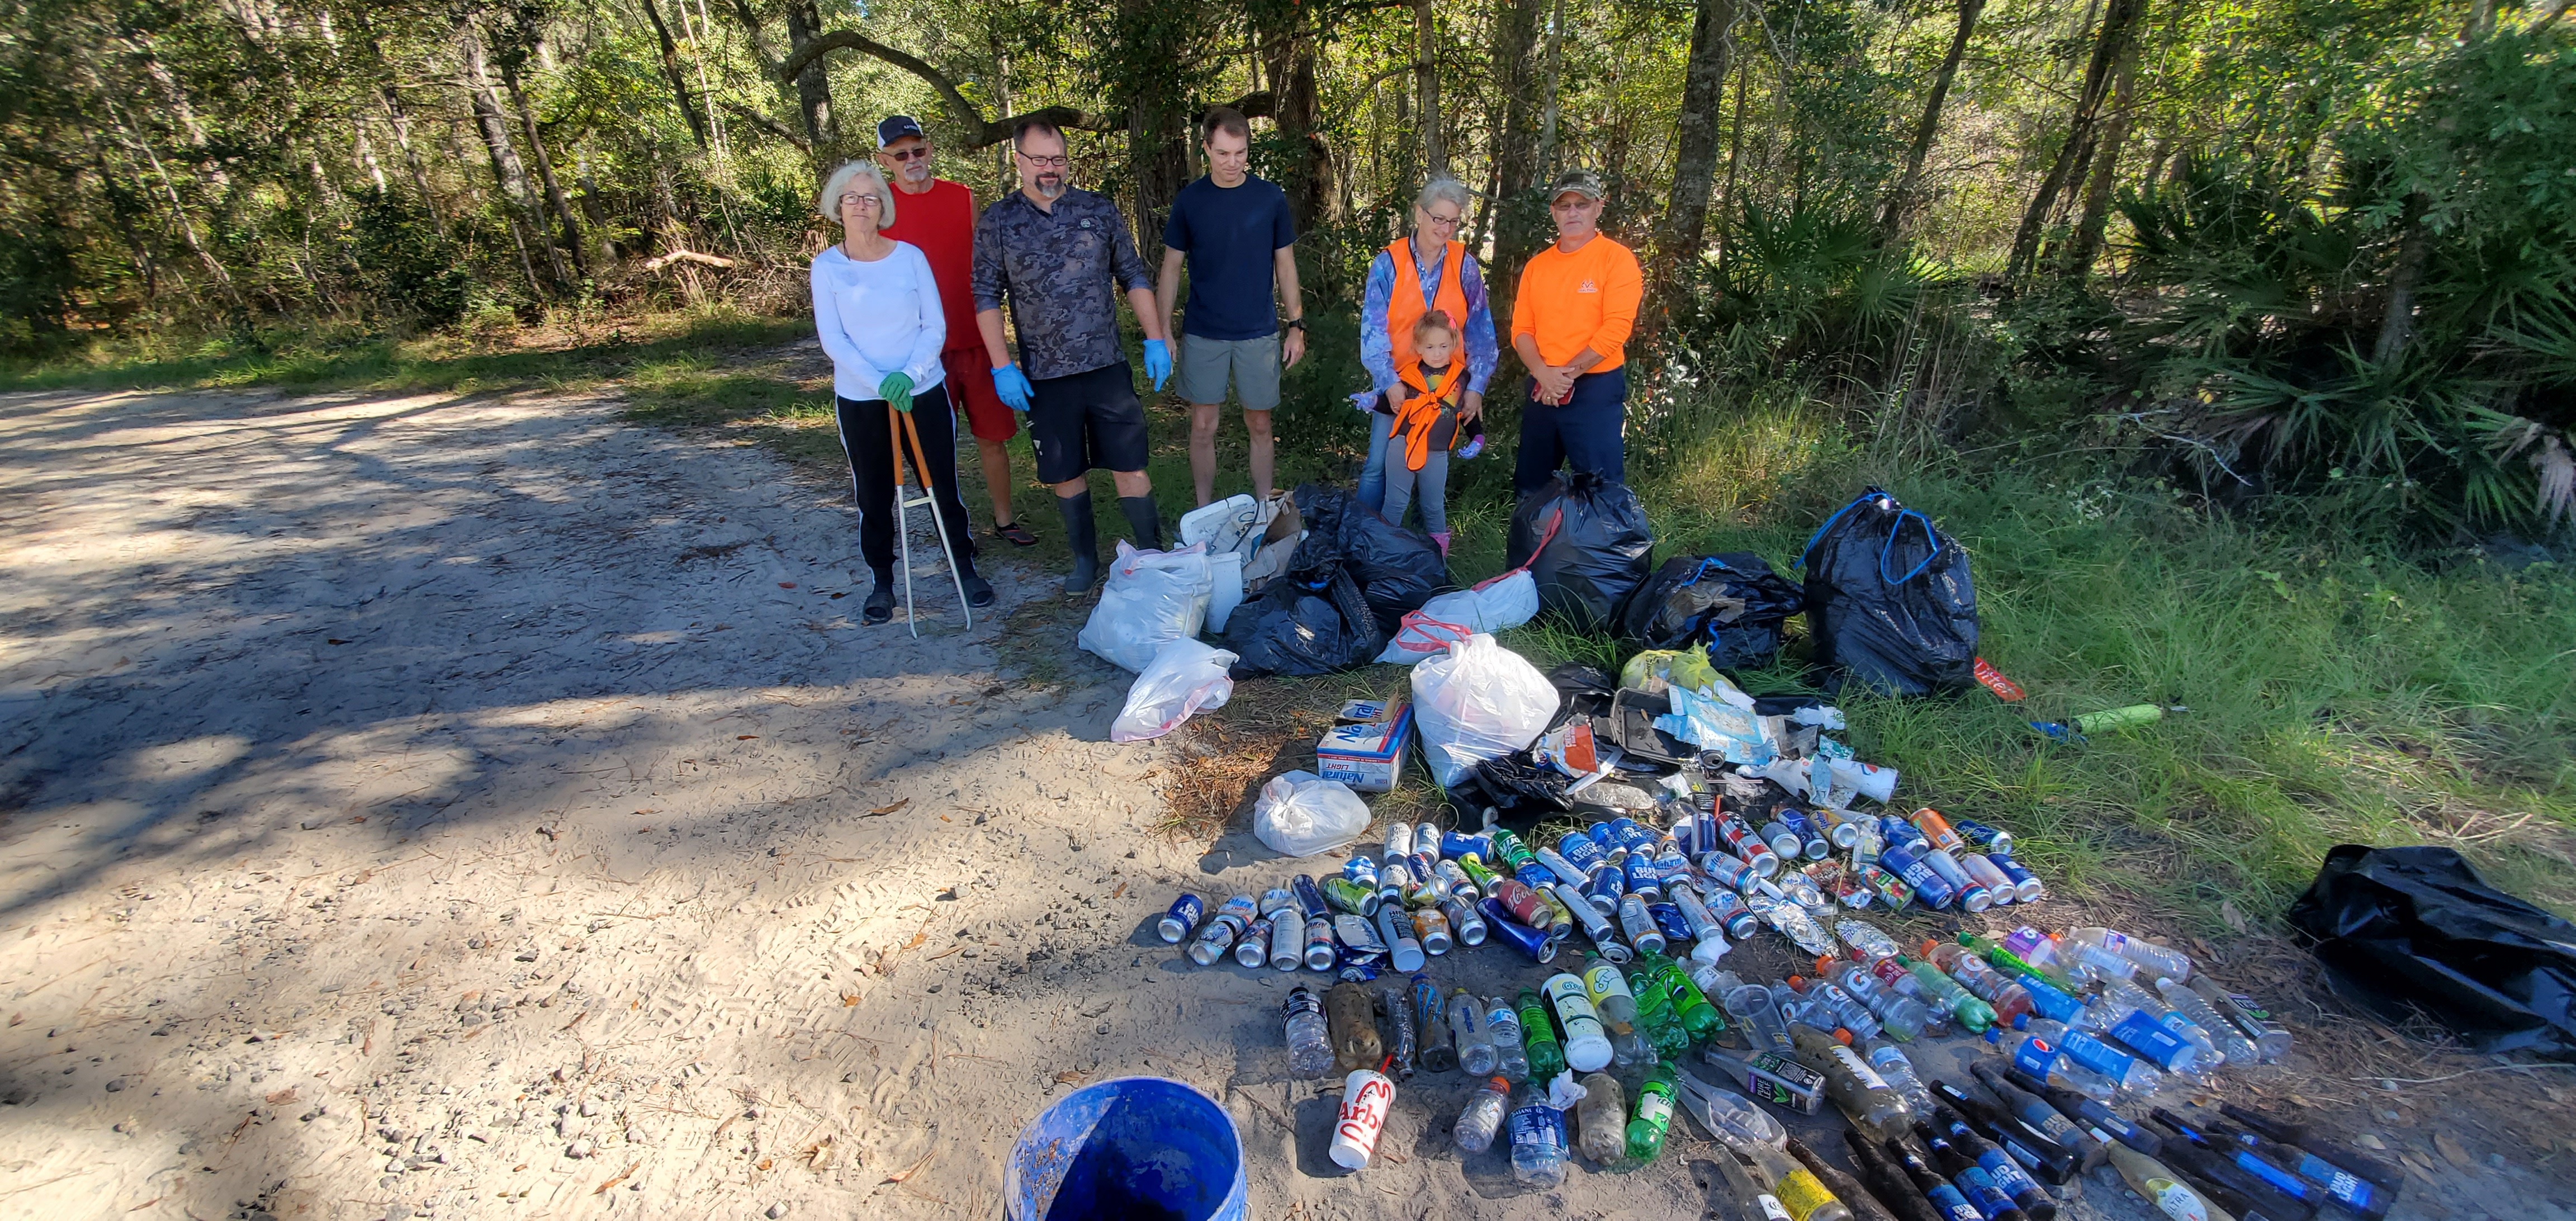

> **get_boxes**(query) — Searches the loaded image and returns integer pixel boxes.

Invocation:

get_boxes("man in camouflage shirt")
[972,120,1175,596]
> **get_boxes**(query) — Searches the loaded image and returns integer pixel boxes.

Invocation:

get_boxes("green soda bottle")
[1632,969,1692,1059]
[1961,931,2078,992]
[1517,987,1567,1082]
[1625,1058,1679,1162]
[1900,954,1998,1033]
[1649,953,1726,1043]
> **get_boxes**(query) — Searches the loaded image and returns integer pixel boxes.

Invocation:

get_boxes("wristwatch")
[1282,318,1307,331]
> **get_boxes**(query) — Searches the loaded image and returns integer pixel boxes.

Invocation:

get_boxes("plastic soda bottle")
[1645,953,1725,1042]
[1486,994,1531,1081]
[1451,988,1497,1076]
[1581,954,1639,1024]
[1789,1023,1912,1140]
[1453,1076,1510,1154]
[1413,976,1459,1072]
[1927,940,2035,1025]
[1626,1059,1679,1162]
[1573,1071,1627,1162]
[1900,955,1998,1032]
[1507,1083,1569,1186]
[1284,986,1334,1078]
[1516,988,1567,1082]
[1859,1035,1936,1118]
[1630,967,1692,1059]
[1543,972,1615,1072]
[1672,1071,1787,1149]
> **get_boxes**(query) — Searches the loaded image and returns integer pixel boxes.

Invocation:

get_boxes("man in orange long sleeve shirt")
[1510,169,1645,493]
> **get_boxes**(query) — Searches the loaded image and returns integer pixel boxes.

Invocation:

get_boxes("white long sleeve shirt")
[811,242,947,402]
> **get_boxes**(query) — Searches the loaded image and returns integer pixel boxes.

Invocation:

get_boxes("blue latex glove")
[1143,338,1173,391]
[877,371,915,414]
[992,363,1035,413]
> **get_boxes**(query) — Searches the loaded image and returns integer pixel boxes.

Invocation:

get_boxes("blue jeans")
[1356,411,1396,513]
[1514,367,1628,493]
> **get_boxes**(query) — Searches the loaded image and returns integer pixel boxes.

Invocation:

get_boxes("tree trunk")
[457,17,565,289]
[1658,0,1737,278]
[499,55,589,278]
[1879,0,1983,238]
[782,0,838,157]
[1414,0,1444,177]
[636,0,712,149]
[1487,0,1547,315]
[1535,0,1568,176]
[2374,191,2430,365]
[2061,54,2134,280]
[2006,0,2145,281]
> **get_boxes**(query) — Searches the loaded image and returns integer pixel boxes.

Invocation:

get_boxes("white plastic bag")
[1252,769,1372,857]
[1206,551,1245,634]
[1410,633,1557,785]
[1077,541,1214,673]
[1109,639,1237,742]
[1377,568,1543,665]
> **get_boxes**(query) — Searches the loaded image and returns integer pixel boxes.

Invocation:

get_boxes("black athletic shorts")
[1027,361,1151,485]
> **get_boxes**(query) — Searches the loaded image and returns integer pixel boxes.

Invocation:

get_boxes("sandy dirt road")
[0,384,2563,1221]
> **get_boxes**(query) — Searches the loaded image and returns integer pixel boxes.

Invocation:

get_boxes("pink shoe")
[1431,531,1451,558]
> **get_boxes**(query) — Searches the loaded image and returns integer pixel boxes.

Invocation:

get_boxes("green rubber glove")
[878,371,915,413]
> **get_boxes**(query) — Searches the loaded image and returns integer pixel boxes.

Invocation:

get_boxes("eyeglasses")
[1017,153,1071,168]
[1420,210,1462,229]
[839,192,883,207]
[882,146,932,162]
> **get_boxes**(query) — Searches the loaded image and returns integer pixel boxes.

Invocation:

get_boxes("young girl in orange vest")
[1377,310,1481,556]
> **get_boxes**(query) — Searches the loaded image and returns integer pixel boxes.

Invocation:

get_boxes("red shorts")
[941,348,1019,443]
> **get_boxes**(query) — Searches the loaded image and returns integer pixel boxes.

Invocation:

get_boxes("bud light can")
[1157,893,1204,944]
[1622,849,1663,900]
[1608,817,1656,853]
[1581,860,1625,914]
[1556,831,1609,877]
[1879,840,1954,909]
[1439,830,1491,861]
[1585,822,1618,854]
[1513,860,1563,891]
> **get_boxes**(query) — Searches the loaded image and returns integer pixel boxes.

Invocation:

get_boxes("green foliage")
[350,190,475,328]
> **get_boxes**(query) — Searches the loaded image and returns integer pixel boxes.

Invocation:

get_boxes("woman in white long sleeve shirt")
[812,161,992,622]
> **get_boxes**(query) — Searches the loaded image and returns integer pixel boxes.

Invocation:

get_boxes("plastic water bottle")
[1814,958,1929,1041]
[1859,1035,1936,1117]
[1413,976,1459,1072]
[1377,983,1419,1078]
[1672,1071,1787,1149]
[1787,976,1882,1042]
[1928,940,2035,1026]
[2068,925,2193,982]
[1486,995,1531,1081]
[2100,977,2224,1070]
[1581,954,1639,1024]
[1515,988,1566,1082]
[1451,988,1497,1076]
[1607,1020,1651,1070]
[1574,1071,1627,1162]
[1626,1059,1678,1162]
[2186,974,2293,1062]
[1507,1084,1569,1186]
[1284,986,1334,1078]
[1453,1076,1510,1154]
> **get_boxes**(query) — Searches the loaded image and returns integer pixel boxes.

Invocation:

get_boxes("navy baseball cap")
[876,115,926,147]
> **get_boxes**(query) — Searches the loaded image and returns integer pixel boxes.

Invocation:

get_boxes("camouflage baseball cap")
[1549,169,1606,201]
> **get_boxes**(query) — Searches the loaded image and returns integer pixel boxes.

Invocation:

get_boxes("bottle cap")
[1834,1028,1853,1044]
[2012,1013,2030,1030]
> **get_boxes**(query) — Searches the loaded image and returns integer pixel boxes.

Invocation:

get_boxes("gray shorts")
[1176,334,1282,412]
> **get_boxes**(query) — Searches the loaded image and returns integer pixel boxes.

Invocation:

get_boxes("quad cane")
[888,406,974,637]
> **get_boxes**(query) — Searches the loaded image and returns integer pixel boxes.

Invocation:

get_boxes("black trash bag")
[2286,844,2576,1058]
[1338,508,1450,636]
[1619,552,1807,669]
[1507,471,1655,635]
[1798,488,1977,697]
[1221,566,1386,678]
[1459,752,1574,830]
[1545,662,1617,730]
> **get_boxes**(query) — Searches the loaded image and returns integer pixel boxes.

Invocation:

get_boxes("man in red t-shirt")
[874,115,1037,547]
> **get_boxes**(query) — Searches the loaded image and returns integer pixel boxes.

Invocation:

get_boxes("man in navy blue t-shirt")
[1156,107,1305,505]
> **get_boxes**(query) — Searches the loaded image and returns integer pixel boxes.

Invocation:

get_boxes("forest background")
[2,0,2572,921]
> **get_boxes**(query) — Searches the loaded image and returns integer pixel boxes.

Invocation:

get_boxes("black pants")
[835,386,978,577]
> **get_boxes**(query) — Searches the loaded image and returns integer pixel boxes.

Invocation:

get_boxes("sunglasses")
[882,146,932,162]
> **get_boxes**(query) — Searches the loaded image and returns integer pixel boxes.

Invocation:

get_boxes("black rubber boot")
[863,570,896,624]
[1118,494,1164,552]
[1057,491,1100,596]
[956,555,996,608]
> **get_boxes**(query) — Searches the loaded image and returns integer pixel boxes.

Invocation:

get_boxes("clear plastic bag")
[1076,541,1214,673]
[1252,769,1373,857]
[1410,633,1559,786]
[1109,639,1237,743]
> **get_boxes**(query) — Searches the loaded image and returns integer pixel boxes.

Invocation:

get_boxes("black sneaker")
[862,585,895,624]
[960,571,996,608]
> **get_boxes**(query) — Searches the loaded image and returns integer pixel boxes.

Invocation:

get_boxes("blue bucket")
[1005,1076,1249,1221]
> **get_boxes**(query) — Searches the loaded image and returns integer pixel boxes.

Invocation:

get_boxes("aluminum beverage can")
[1439,830,1492,860]
[1779,808,1832,860]
[1877,814,1926,848]
[1921,846,1976,893]
[1669,883,1722,941]
[1478,897,1556,963]
[1581,860,1625,913]
[1376,858,1412,911]
[1302,916,1336,970]
[1910,808,1968,854]
[1383,821,1414,863]
[1649,901,1694,944]
[1512,860,1563,891]
[1713,888,1761,940]
[1534,886,1580,943]
[1556,831,1608,876]
[1407,854,1447,906]
[1329,1067,1396,1170]
[1292,874,1330,921]
[1441,895,1487,946]
[1621,849,1664,899]
[1413,824,1441,859]
[1269,912,1303,970]
[1954,818,2014,854]
[1190,896,1258,966]
[1412,906,1453,956]
[1617,894,1667,955]
[1494,878,1552,930]
[1759,819,1802,863]
[1718,818,1781,877]
[1961,853,2015,905]
[1653,844,1693,888]
[1321,876,1378,916]
[1696,850,1757,893]
[1879,841,1955,909]
[1860,864,1916,911]
[1694,811,1720,858]
[1157,893,1205,944]
[1535,846,1590,888]
[1672,813,1700,856]
[1433,858,1476,899]
[1236,917,1273,967]
[1987,850,2044,902]
[1342,853,1379,887]
[1608,817,1656,852]
[1259,886,1298,916]
[1585,822,1618,854]
[1457,854,1501,895]
[1334,912,1388,956]
[1813,806,1862,849]
[1489,830,1537,872]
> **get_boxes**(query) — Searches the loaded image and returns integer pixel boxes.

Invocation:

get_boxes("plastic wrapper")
[1253,770,1374,858]
[1108,639,1237,742]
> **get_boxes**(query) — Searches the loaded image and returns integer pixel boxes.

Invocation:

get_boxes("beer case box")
[1316,704,1413,793]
